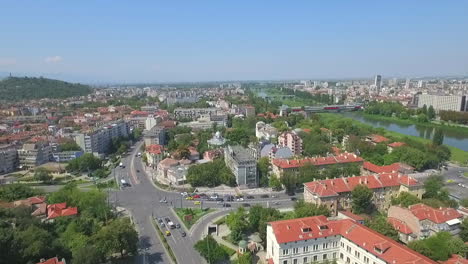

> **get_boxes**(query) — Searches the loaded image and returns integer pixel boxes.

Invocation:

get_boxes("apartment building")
[388,204,463,243]
[303,173,423,215]
[416,94,468,112]
[272,152,364,178]
[52,151,84,163]
[224,145,258,188]
[266,215,437,264]
[173,108,220,120]
[18,142,52,169]
[143,125,166,146]
[278,132,303,155]
[256,121,278,140]
[74,120,129,155]
[0,144,18,174]
[145,144,164,169]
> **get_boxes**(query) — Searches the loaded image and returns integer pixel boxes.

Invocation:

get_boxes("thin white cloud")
[0,58,17,67]
[44,56,63,63]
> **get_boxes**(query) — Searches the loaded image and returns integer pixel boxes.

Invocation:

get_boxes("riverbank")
[321,113,468,166]
[362,113,468,133]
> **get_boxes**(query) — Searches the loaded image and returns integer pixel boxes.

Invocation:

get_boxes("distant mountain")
[0,76,92,101]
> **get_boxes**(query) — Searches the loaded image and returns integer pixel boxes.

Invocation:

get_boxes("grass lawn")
[464,172,468,177]
[220,244,237,256]
[174,208,216,229]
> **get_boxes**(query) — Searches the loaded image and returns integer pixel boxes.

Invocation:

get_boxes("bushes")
[186,159,235,187]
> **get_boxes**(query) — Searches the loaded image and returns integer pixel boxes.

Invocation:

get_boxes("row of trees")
[66,153,102,173]
[439,110,468,125]
[364,101,436,122]
[0,184,139,264]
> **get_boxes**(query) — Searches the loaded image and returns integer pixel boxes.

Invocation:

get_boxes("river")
[342,112,468,151]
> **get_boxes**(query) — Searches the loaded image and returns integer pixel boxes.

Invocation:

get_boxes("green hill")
[0,76,92,101]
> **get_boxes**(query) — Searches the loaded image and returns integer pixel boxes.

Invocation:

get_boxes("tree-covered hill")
[0,76,92,101]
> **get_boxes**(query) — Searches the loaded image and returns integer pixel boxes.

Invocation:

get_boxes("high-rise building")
[374,75,382,92]
[278,132,303,156]
[418,80,425,88]
[0,145,18,174]
[74,120,129,155]
[18,142,52,169]
[405,78,411,89]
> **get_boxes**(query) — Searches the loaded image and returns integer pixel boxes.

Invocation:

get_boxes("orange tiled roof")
[47,203,78,219]
[304,173,419,198]
[272,152,363,169]
[36,257,65,264]
[388,217,413,235]
[409,204,462,224]
[370,134,390,143]
[388,142,406,148]
[363,161,414,174]
[442,255,468,264]
[146,144,164,155]
[269,216,437,264]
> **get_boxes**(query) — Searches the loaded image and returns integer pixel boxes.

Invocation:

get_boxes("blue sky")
[1,1,467,83]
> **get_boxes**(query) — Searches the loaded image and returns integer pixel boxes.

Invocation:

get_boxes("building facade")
[144,125,166,146]
[74,121,129,155]
[173,108,220,120]
[224,145,258,188]
[303,173,423,215]
[52,151,84,163]
[0,145,18,174]
[277,132,303,156]
[416,94,467,112]
[266,215,437,264]
[256,121,278,140]
[145,144,165,169]
[18,142,52,169]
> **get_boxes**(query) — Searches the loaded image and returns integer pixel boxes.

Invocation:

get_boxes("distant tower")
[405,78,410,89]
[374,75,382,93]
[418,80,425,88]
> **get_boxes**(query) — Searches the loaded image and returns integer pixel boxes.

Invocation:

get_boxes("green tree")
[60,141,82,151]
[94,218,138,257]
[72,245,103,264]
[269,176,283,191]
[427,105,436,120]
[459,218,468,242]
[351,185,374,214]
[34,168,53,183]
[226,207,248,242]
[280,172,297,195]
[408,232,468,261]
[194,235,229,264]
[421,104,428,115]
[258,157,270,187]
[236,252,253,264]
[294,200,330,218]
[366,215,398,240]
[391,192,421,207]
[423,175,446,199]
[432,129,444,146]
[16,225,54,262]
[186,159,235,187]
[460,198,468,208]
[0,184,42,202]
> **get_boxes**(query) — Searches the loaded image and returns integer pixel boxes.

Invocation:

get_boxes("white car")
[236,198,244,201]
[181,192,188,197]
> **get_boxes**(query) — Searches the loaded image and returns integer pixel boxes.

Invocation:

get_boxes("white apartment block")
[266,216,436,264]
[74,120,129,155]
[416,94,467,112]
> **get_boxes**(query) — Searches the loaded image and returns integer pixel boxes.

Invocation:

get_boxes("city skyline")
[1,1,468,83]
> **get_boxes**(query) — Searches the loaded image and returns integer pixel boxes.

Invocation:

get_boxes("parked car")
[165,230,171,236]
[194,201,201,205]
[165,217,171,223]
[260,194,269,198]
[176,223,181,228]
[242,203,250,207]
[223,203,231,207]
[246,195,255,199]
[180,231,186,237]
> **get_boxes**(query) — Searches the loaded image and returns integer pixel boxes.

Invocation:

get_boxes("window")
[354,250,360,258]
[303,257,308,263]
[303,246,309,252]
[340,253,344,259]
[313,256,318,261]
[283,261,288,264]
[346,257,351,264]
[333,253,337,259]
[323,243,328,249]
[293,259,297,264]
[313,245,319,251]
[323,254,327,260]
[272,245,274,256]
[333,241,338,247]
[347,246,351,253]
[364,256,369,263]
[341,242,345,247]
[282,249,289,256]
[293,248,298,254]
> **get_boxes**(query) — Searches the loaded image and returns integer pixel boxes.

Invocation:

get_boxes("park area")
[174,207,215,229]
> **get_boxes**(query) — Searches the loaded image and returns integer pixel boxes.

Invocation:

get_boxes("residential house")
[37,257,66,264]
[146,144,165,169]
[277,132,302,156]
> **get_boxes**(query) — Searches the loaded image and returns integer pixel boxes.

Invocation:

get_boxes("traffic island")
[174,208,216,229]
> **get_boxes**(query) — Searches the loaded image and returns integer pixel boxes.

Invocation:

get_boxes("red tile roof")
[47,203,78,219]
[146,144,164,155]
[442,255,468,264]
[409,204,462,224]
[370,134,390,143]
[28,196,46,204]
[339,210,364,222]
[130,110,149,116]
[363,161,414,174]
[37,257,65,264]
[269,216,437,264]
[304,173,419,197]
[388,217,413,235]
[388,142,406,148]
[272,152,363,169]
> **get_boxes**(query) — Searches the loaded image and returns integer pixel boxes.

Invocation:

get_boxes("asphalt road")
[440,165,468,200]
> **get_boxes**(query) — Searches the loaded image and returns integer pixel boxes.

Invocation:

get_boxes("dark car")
[165,217,171,223]
[136,169,140,172]
[180,231,186,237]
[260,194,269,198]
[225,196,234,202]
[246,195,255,199]
[216,198,224,202]
[222,203,231,207]
[290,197,297,201]
[176,223,181,228]
[242,203,250,207]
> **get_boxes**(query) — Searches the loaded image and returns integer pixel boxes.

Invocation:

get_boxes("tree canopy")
[408,232,468,261]
[351,185,374,214]
[0,76,92,101]
[186,159,236,187]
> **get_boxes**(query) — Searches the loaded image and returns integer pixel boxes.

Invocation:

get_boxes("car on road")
[194,201,201,205]
[180,231,186,237]
[193,194,201,199]
[186,196,194,200]
[165,217,171,223]
[176,223,181,228]
[242,203,250,207]
[222,203,231,207]
[273,201,280,205]
[260,194,269,198]
[236,197,244,201]
[271,195,277,198]
[165,230,171,236]
[158,218,163,224]
[136,169,140,172]
[246,195,255,199]
[160,199,167,203]
[181,192,188,197]
[290,197,297,201]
